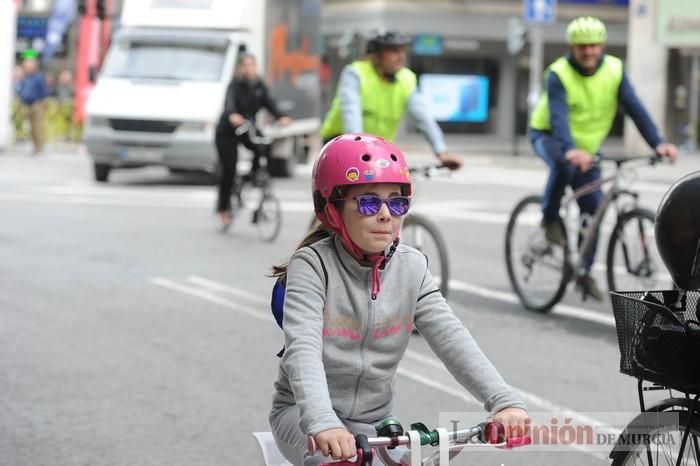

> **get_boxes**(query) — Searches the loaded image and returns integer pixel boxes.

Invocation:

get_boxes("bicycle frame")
[558,157,651,281]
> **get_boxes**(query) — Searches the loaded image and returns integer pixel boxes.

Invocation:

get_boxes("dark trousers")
[529,130,603,271]
[215,131,258,212]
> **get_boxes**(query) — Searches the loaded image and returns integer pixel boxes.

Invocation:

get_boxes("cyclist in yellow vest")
[529,16,678,301]
[320,31,463,170]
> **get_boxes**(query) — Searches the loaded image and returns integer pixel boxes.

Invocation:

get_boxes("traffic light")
[507,17,527,55]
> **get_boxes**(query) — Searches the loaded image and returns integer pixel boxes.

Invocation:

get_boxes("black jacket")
[216,77,284,134]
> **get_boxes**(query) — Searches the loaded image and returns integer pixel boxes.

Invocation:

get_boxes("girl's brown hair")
[271,222,331,285]
[271,191,348,284]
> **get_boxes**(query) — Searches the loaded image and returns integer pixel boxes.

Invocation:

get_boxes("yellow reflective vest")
[530,55,623,154]
[320,60,417,141]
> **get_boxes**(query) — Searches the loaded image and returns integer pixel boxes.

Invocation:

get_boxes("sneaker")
[577,274,605,302]
[542,219,566,246]
[217,210,233,232]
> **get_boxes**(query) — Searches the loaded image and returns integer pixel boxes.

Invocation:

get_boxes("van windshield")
[103,41,227,81]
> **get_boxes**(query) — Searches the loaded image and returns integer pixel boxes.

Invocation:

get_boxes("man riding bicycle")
[528,16,678,301]
[320,31,462,170]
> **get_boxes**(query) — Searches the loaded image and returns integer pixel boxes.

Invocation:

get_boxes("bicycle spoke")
[505,196,568,312]
[607,209,671,292]
[401,215,449,298]
[618,425,700,466]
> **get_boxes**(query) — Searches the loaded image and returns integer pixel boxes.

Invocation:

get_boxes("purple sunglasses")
[352,195,411,217]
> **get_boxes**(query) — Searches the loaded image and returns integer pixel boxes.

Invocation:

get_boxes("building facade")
[322,0,700,153]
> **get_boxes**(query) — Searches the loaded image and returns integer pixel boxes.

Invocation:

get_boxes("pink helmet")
[312,133,412,228]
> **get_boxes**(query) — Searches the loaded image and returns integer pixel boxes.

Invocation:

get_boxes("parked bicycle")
[308,163,451,298]
[255,418,530,466]
[505,154,670,312]
[609,289,700,465]
[218,121,282,242]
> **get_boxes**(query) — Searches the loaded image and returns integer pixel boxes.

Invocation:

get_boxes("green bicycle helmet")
[566,16,607,45]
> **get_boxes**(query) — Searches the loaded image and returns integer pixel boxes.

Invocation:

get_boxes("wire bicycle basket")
[610,290,700,393]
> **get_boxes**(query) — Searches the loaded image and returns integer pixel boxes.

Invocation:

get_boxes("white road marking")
[449,279,615,327]
[150,277,272,323]
[187,275,269,304]
[151,275,616,461]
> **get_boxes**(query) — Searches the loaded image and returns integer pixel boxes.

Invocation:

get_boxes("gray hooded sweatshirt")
[272,235,525,436]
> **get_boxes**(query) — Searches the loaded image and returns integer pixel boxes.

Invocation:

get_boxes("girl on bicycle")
[270,134,529,465]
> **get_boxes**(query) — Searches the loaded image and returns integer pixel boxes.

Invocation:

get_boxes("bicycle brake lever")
[356,434,372,466]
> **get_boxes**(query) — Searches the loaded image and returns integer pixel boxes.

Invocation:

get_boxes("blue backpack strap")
[272,245,329,357]
[271,280,286,328]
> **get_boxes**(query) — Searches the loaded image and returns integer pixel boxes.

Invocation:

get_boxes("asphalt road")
[1,146,697,465]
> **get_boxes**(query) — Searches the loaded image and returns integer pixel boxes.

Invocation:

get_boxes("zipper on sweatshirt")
[349,271,375,418]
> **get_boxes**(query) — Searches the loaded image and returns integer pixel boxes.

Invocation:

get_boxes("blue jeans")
[529,130,602,272]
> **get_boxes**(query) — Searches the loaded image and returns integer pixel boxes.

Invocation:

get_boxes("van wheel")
[268,156,295,178]
[94,163,111,182]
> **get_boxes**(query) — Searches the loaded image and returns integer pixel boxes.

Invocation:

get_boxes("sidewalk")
[395,132,700,186]
[5,135,700,187]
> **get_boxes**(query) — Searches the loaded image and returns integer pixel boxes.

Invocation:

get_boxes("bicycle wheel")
[505,195,569,312]
[401,214,450,299]
[606,208,671,292]
[254,193,282,242]
[611,410,700,466]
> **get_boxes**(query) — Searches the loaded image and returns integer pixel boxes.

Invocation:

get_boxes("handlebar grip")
[502,436,532,449]
[310,434,373,466]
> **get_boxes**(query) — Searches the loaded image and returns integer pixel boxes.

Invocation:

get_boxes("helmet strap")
[324,203,400,299]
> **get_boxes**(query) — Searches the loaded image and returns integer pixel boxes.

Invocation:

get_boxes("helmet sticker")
[363,170,375,181]
[375,159,390,169]
[346,167,360,182]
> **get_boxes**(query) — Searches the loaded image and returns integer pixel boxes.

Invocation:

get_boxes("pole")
[512,55,520,156]
[689,53,700,154]
[0,0,19,151]
[527,25,544,111]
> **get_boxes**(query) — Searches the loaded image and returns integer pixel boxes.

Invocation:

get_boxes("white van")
[84,0,321,182]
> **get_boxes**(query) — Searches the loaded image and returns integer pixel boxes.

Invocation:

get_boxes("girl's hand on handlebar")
[437,152,463,170]
[491,407,530,439]
[655,142,679,162]
[312,428,356,461]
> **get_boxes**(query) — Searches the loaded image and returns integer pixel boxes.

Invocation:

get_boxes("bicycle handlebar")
[233,120,274,146]
[555,153,666,173]
[595,153,664,166]
[309,421,531,466]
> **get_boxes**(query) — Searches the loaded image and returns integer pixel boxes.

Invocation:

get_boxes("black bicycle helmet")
[366,31,412,54]
[655,171,700,290]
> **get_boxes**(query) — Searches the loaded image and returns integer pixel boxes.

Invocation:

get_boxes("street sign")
[524,0,556,24]
[657,0,700,47]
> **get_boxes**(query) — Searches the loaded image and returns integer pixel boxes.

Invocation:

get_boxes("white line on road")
[150,274,616,461]
[449,279,615,327]
[150,277,272,323]
[187,275,269,304]
[403,350,618,435]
